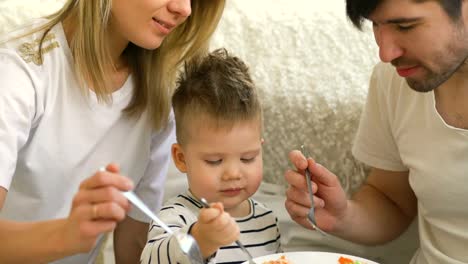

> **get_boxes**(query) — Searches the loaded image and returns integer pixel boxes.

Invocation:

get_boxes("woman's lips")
[152,18,175,34]
[396,66,419,77]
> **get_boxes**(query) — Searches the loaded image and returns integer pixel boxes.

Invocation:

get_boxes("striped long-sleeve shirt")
[140,191,282,264]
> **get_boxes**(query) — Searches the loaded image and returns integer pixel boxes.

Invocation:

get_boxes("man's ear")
[172,143,188,173]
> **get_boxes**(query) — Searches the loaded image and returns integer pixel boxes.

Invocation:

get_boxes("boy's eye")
[205,159,222,165]
[241,157,256,163]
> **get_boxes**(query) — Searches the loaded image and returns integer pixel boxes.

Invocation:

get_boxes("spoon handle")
[98,167,173,234]
[123,191,174,234]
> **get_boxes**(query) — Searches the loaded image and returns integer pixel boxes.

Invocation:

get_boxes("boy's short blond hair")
[172,48,262,145]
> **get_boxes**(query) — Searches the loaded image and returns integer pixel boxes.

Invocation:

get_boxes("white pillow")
[1,0,380,194]
[211,0,379,193]
[0,0,64,35]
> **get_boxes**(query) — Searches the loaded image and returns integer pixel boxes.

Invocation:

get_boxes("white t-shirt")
[0,21,175,263]
[352,62,468,264]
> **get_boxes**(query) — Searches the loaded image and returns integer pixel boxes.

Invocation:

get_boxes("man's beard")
[394,29,468,93]
[406,59,465,93]
[391,50,468,93]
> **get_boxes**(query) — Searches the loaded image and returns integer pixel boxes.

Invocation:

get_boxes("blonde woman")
[0,0,225,263]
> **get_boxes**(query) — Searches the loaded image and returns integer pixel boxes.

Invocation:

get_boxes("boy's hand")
[191,202,240,258]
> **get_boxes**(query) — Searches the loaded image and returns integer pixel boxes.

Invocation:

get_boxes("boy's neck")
[224,199,251,218]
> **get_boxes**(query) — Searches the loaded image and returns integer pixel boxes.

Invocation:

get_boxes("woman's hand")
[284,150,348,232]
[63,163,134,253]
[191,202,239,258]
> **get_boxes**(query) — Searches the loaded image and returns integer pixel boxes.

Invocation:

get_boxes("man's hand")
[284,150,348,232]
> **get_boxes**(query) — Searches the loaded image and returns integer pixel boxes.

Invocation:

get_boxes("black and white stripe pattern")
[140,191,282,264]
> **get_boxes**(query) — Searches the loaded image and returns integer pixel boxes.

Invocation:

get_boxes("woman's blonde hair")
[28,0,225,130]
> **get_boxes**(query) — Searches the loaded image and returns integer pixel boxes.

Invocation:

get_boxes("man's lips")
[396,66,419,77]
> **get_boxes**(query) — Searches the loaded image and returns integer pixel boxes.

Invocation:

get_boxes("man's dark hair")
[346,0,463,29]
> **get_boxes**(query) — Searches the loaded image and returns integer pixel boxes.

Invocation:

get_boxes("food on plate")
[260,254,369,264]
[338,256,366,264]
[262,255,292,264]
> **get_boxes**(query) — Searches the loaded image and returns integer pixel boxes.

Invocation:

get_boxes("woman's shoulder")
[0,20,70,106]
[1,18,48,45]
[0,19,66,67]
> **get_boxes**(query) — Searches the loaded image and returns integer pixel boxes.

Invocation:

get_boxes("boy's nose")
[222,166,242,181]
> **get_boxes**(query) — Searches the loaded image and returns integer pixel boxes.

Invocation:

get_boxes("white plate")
[242,251,380,264]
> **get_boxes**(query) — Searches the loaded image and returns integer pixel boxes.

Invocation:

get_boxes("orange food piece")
[263,255,291,264]
[338,256,355,264]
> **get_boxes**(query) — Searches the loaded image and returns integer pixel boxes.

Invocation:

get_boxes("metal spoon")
[98,168,205,264]
[123,191,205,263]
[199,198,256,264]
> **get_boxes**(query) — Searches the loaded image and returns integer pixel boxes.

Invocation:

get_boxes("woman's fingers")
[72,186,130,213]
[74,213,118,240]
[72,168,132,222]
[79,169,133,191]
[104,163,120,173]
[64,164,135,253]
[89,202,127,221]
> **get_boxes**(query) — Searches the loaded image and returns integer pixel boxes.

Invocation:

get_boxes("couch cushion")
[210,0,379,193]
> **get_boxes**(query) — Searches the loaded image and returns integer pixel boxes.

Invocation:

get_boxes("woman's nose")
[168,0,192,18]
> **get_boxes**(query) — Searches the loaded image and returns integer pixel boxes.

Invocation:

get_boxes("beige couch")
[205,1,419,263]
[1,0,419,263]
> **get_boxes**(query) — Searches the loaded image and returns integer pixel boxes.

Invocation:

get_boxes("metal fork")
[199,198,256,264]
[300,145,328,236]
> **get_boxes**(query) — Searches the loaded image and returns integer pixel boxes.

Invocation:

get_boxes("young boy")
[140,48,281,264]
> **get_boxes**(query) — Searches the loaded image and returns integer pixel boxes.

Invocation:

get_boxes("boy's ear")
[172,143,188,173]
[261,138,265,145]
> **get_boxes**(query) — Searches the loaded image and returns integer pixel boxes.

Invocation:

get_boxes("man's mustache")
[391,57,417,67]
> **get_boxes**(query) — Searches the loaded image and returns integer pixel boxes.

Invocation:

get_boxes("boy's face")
[172,117,263,217]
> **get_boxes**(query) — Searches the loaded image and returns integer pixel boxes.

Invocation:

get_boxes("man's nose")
[374,27,404,63]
